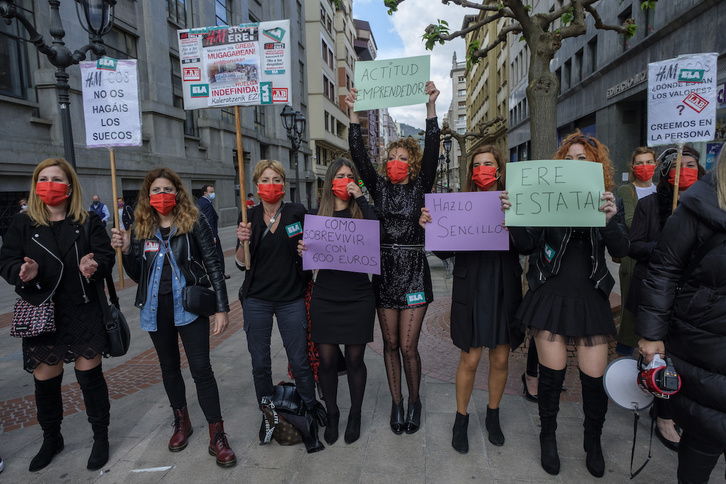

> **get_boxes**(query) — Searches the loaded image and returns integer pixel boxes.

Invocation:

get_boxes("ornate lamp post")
[280,104,306,205]
[442,136,452,191]
[0,0,117,169]
[438,154,445,192]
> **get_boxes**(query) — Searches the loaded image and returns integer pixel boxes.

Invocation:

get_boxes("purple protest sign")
[424,192,509,251]
[302,214,381,275]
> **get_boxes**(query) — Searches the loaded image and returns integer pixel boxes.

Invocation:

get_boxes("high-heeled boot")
[29,373,65,472]
[324,410,340,445]
[169,407,193,451]
[404,398,422,434]
[580,369,608,478]
[538,364,566,475]
[75,366,111,470]
[302,409,325,453]
[451,412,469,453]
[485,406,505,446]
[390,399,405,435]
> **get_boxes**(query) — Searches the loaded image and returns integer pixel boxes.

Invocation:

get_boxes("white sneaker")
[0,455,4,473]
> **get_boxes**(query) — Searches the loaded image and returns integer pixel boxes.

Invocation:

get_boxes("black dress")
[310,198,377,345]
[348,118,440,309]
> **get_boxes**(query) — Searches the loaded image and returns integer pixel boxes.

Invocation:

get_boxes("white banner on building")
[647,53,718,146]
[80,58,142,148]
[177,20,291,109]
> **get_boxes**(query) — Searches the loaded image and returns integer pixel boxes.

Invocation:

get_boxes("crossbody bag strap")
[83,216,117,315]
[676,232,726,291]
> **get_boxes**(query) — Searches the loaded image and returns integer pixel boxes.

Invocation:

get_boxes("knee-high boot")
[538,364,566,475]
[580,369,608,478]
[75,366,111,471]
[29,372,65,472]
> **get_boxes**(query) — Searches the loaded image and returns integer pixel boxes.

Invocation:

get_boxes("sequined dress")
[349,118,440,308]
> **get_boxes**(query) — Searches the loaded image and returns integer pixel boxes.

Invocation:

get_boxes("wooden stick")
[109,148,124,288]
[671,142,684,213]
[235,106,251,269]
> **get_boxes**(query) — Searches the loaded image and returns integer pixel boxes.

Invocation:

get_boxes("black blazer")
[0,212,114,306]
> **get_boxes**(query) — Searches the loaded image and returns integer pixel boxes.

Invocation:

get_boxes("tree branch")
[443,0,514,14]
[468,23,522,61]
[584,4,634,35]
[427,11,505,43]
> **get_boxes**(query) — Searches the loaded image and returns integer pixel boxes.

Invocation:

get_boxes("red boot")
[168,407,193,452]
[208,421,236,467]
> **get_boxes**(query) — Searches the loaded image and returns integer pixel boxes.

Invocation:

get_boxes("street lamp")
[442,136,452,192]
[438,154,445,192]
[0,0,117,169]
[280,104,306,205]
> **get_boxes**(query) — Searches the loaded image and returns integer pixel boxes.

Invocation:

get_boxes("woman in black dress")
[345,82,440,434]
[420,145,522,452]
[501,131,629,477]
[0,158,115,472]
[298,158,377,445]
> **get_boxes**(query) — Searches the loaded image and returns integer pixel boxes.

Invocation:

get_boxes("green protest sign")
[354,55,430,111]
[505,160,606,227]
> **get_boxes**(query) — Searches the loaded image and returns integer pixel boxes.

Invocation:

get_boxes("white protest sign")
[647,53,718,146]
[177,20,292,109]
[80,58,142,148]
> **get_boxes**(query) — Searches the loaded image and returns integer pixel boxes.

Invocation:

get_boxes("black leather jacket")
[509,199,629,297]
[122,214,229,313]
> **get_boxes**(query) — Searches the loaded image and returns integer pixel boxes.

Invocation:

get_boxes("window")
[458,89,466,96]
[321,40,328,64]
[618,7,632,52]
[321,4,326,23]
[562,59,571,91]
[100,27,138,60]
[216,0,233,26]
[170,56,198,136]
[555,67,562,95]
[324,111,329,131]
[587,37,598,75]
[326,15,332,33]
[299,61,305,98]
[574,48,583,82]
[458,76,465,83]
[254,106,265,134]
[458,101,466,109]
[644,2,655,36]
[0,1,38,100]
[167,0,187,27]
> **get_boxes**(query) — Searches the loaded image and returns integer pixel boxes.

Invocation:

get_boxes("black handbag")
[94,278,131,357]
[182,285,216,317]
[268,382,304,416]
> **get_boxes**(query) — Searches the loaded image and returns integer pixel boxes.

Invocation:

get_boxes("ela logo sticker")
[144,241,160,253]
[543,242,555,263]
[97,57,117,71]
[406,292,426,306]
[286,222,302,238]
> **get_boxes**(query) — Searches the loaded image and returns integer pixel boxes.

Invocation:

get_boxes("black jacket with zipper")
[508,199,629,297]
[0,212,114,306]
[122,213,229,313]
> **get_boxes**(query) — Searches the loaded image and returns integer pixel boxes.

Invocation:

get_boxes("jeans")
[242,297,316,408]
[148,294,222,423]
[677,432,725,484]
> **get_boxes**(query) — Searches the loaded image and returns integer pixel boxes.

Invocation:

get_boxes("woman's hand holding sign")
[598,192,617,223]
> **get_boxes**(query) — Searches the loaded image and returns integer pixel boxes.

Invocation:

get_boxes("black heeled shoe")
[344,413,361,444]
[390,400,405,435]
[404,399,422,434]
[522,373,538,402]
[650,406,679,452]
[324,412,339,445]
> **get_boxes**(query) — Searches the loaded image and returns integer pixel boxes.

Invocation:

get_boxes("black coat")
[637,174,726,448]
[197,196,219,237]
[0,212,114,306]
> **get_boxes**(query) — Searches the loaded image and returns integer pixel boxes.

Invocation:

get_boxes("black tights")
[317,343,367,416]
[526,336,539,377]
[377,306,427,404]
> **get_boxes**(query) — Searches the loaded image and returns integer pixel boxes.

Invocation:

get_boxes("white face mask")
[208,192,216,200]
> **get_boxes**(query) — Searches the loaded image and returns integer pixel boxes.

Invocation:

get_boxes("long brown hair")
[555,130,615,191]
[133,168,198,239]
[317,158,364,219]
[380,137,423,181]
[27,157,87,226]
[465,145,506,192]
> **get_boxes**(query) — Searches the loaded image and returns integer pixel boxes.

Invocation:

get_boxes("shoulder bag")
[11,299,55,338]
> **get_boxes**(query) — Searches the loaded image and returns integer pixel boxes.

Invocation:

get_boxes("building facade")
[445,52,467,191]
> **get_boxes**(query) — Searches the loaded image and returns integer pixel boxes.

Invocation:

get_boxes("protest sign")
[424,192,509,251]
[80,58,142,148]
[177,20,291,109]
[647,53,718,146]
[302,215,380,275]
[354,55,429,111]
[505,160,606,227]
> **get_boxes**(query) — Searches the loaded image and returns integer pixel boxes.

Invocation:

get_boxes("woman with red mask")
[1,158,115,472]
[298,158,377,445]
[624,145,704,453]
[344,82,440,435]
[419,145,523,452]
[235,159,327,453]
[111,167,236,467]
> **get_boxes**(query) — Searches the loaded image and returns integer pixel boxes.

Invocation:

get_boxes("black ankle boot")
[580,370,607,478]
[344,413,361,444]
[451,412,469,453]
[29,373,65,472]
[302,409,325,453]
[538,365,566,475]
[485,406,504,446]
[75,366,111,470]
[390,399,405,435]
[404,398,422,434]
[324,411,339,445]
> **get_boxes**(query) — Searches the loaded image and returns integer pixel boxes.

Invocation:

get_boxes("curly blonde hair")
[133,168,198,240]
[380,137,423,181]
[555,130,616,192]
[27,158,87,226]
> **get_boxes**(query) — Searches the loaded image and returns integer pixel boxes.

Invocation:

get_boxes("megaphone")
[603,357,654,411]
[637,354,681,399]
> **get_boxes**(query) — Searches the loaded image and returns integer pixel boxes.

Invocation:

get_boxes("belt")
[380,244,425,251]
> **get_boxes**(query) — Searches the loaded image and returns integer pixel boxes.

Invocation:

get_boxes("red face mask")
[386,159,408,184]
[36,182,70,207]
[472,165,499,190]
[149,192,177,216]
[668,167,699,190]
[258,183,285,204]
[633,164,655,182]
[332,178,352,201]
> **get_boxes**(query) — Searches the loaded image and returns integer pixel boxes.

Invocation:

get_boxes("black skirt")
[373,247,433,309]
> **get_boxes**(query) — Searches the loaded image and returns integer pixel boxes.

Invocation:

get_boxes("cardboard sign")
[302,215,380,275]
[353,55,430,111]
[424,192,509,251]
[80,58,142,148]
[505,160,606,227]
[647,53,718,146]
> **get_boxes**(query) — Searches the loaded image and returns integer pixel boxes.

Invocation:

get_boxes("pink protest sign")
[424,191,509,251]
[302,214,381,275]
